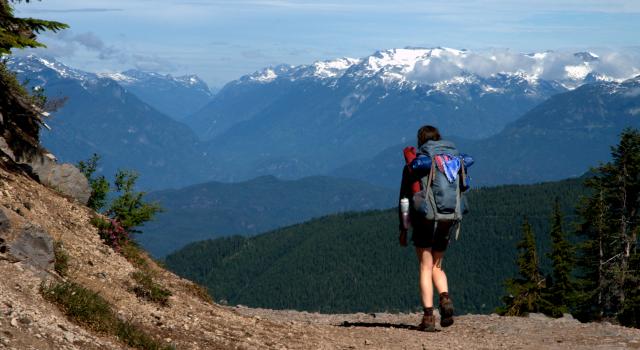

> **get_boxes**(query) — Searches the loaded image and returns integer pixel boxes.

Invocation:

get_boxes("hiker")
[398,125,472,332]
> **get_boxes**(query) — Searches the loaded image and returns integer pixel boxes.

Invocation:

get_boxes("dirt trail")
[1,164,639,350]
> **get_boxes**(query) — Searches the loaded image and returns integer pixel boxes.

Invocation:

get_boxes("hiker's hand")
[399,230,408,247]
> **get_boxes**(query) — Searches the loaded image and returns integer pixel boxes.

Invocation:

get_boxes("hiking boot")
[418,314,436,332]
[439,293,454,327]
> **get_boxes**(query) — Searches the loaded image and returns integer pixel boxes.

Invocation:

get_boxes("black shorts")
[411,219,454,251]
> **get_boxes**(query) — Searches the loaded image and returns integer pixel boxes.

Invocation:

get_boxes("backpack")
[411,140,468,239]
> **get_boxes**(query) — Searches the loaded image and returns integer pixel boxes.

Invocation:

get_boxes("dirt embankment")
[1,163,639,350]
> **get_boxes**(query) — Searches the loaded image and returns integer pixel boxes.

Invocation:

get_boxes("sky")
[13,0,640,88]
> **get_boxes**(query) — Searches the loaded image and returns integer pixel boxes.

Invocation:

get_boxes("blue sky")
[13,0,640,88]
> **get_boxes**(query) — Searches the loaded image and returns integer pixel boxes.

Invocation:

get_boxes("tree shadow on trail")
[338,321,438,332]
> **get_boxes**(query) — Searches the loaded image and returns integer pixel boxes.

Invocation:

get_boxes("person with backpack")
[398,125,472,332]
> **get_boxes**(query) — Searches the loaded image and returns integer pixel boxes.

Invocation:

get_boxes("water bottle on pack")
[400,198,410,230]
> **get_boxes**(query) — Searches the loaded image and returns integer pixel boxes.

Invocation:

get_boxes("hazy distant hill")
[469,75,640,184]
[165,178,587,314]
[139,175,396,256]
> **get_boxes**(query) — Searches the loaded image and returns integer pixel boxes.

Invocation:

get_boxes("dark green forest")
[165,178,587,315]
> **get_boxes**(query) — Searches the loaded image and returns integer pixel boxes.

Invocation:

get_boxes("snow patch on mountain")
[9,55,95,82]
[250,68,278,82]
[565,64,591,80]
[99,72,137,83]
[241,47,640,92]
[313,57,361,78]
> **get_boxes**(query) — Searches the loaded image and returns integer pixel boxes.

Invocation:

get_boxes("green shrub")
[77,154,110,211]
[53,241,69,277]
[131,271,172,307]
[107,170,161,234]
[41,281,173,350]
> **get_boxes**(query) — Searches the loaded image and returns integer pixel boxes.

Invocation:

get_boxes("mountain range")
[335,76,640,187]
[7,48,640,190]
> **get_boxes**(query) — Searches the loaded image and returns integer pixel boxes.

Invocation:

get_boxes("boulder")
[1,135,90,205]
[34,162,91,205]
[0,206,55,273]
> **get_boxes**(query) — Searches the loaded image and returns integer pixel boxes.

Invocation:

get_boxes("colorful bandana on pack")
[434,154,461,183]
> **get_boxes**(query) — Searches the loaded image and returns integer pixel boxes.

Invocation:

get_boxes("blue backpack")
[411,140,468,239]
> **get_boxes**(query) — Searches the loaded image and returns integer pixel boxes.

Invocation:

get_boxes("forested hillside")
[165,178,587,315]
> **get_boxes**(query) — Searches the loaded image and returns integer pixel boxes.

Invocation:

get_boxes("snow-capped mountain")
[6,55,218,189]
[98,69,212,120]
[7,55,212,122]
[242,47,635,90]
[8,55,99,87]
[183,47,640,181]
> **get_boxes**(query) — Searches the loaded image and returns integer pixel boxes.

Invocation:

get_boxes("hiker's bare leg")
[416,247,434,308]
[432,250,449,294]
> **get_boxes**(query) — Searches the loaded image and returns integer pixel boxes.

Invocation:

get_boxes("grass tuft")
[53,241,70,277]
[131,271,172,306]
[120,242,149,270]
[186,282,213,304]
[41,281,173,350]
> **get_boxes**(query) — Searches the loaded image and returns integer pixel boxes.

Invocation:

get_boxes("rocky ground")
[1,161,640,350]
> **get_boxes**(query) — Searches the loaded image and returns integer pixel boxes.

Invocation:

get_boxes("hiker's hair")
[417,125,441,147]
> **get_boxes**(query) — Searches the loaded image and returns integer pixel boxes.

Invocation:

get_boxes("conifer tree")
[498,218,549,316]
[1,0,68,158]
[575,128,640,326]
[543,198,575,317]
[1,0,68,55]
[107,170,162,234]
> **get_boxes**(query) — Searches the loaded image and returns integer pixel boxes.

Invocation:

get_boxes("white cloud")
[407,48,640,84]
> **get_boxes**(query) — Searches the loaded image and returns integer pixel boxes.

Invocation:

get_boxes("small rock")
[64,332,74,342]
[165,337,172,343]
[10,318,18,327]
[364,339,372,345]
[23,202,32,210]
[18,316,31,325]
[96,272,108,280]
[58,323,69,331]
[35,334,42,339]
